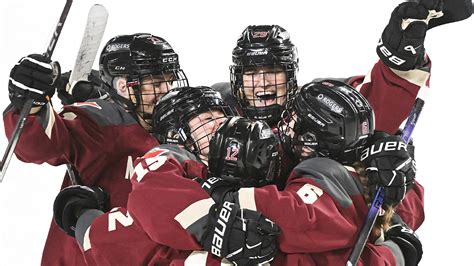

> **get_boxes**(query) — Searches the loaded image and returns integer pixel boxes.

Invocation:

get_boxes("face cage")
[184,106,235,157]
[231,65,297,122]
[127,69,188,122]
[278,112,322,161]
[278,110,370,163]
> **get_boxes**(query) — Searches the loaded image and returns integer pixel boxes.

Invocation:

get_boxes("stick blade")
[68,4,108,92]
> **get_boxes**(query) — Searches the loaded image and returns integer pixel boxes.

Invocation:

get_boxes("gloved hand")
[360,131,416,207]
[385,213,423,266]
[199,201,280,265]
[196,176,241,203]
[53,185,108,236]
[8,54,60,110]
[56,69,106,105]
[377,0,443,70]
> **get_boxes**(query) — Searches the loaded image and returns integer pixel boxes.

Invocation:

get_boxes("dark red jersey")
[124,146,406,265]
[348,59,431,134]
[3,98,159,266]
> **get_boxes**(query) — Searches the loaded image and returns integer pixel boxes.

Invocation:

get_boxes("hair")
[353,161,394,238]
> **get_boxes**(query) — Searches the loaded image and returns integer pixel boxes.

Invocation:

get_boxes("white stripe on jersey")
[174,198,215,229]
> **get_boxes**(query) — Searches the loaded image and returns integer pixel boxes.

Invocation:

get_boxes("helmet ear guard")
[279,80,374,164]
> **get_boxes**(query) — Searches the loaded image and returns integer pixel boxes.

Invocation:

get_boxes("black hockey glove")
[196,176,241,203]
[360,131,416,207]
[377,0,443,71]
[199,201,280,265]
[53,185,108,237]
[56,70,106,105]
[385,213,423,266]
[8,54,60,110]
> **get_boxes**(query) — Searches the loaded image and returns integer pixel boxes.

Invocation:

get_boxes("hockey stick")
[346,98,425,266]
[0,0,73,183]
[67,4,108,95]
[64,4,108,185]
[347,1,473,262]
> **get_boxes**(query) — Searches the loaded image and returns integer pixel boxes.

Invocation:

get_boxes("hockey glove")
[385,213,423,266]
[53,185,108,237]
[8,54,60,110]
[360,132,416,207]
[196,176,240,203]
[377,0,443,71]
[200,201,280,265]
[56,70,106,105]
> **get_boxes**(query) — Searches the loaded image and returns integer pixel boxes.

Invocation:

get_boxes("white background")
[0,0,472,265]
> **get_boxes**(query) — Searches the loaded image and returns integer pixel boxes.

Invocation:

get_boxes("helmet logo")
[252,31,268,38]
[260,128,273,139]
[361,121,370,135]
[106,43,130,52]
[147,36,163,45]
[225,145,239,161]
[317,94,344,114]
[245,49,268,56]
[322,81,334,87]
[308,113,326,128]
[162,56,177,63]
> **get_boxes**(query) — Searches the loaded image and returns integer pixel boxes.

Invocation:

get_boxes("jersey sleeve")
[349,58,431,134]
[74,207,178,265]
[127,145,210,251]
[395,181,425,230]
[3,99,142,183]
[232,158,369,254]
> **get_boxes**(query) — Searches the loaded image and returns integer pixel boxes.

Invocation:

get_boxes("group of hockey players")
[3,0,472,265]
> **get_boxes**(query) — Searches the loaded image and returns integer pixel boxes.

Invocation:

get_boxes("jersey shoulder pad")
[292,157,362,208]
[62,98,137,126]
[146,144,201,165]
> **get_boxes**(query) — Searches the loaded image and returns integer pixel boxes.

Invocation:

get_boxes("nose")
[252,72,270,87]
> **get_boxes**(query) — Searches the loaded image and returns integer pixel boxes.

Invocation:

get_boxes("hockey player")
[215,0,469,135]
[53,88,281,265]
[117,85,420,264]
[53,112,417,265]
[202,82,422,265]
[4,33,188,265]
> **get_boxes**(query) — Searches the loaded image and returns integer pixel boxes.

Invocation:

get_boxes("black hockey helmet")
[152,86,235,156]
[279,80,374,164]
[99,33,188,122]
[208,116,280,187]
[230,25,299,127]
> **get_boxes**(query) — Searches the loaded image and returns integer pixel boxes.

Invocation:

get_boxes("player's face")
[242,66,287,107]
[188,110,227,158]
[129,73,175,116]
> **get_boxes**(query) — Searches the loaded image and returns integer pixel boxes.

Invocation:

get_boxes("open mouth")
[255,91,277,104]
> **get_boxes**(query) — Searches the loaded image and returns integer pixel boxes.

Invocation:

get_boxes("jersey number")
[296,184,324,204]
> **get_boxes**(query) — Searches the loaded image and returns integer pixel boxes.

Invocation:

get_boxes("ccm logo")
[360,141,407,161]
[211,201,234,257]
[162,56,177,63]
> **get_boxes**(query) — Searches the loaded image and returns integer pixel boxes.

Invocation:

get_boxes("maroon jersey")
[75,206,236,265]
[3,98,159,266]
[125,146,406,265]
[348,59,431,134]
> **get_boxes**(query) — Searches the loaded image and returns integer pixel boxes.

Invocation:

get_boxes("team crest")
[225,144,239,161]
[252,31,268,38]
